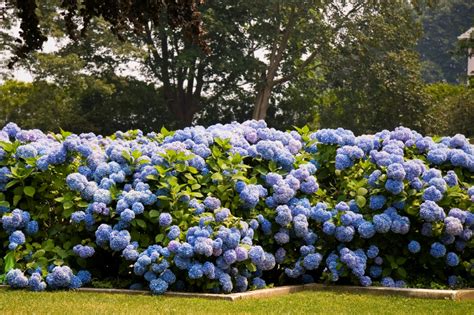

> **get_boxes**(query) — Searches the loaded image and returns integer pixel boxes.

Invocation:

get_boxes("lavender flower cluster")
[0,122,473,293]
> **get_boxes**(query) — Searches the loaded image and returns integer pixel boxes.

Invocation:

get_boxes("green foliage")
[1,0,442,131]
[318,3,429,134]
[417,0,474,83]
[424,83,474,137]
[0,77,175,134]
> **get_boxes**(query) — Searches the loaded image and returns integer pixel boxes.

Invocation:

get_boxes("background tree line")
[0,0,473,136]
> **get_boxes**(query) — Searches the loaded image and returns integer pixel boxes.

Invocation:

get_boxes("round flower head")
[203,196,221,210]
[408,240,421,253]
[159,213,173,227]
[430,242,446,258]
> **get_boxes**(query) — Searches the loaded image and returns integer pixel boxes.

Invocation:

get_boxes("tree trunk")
[164,87,200,127]
[252,83,273,120]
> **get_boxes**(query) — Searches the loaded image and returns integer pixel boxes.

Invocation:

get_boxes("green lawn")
[0,288,472,315]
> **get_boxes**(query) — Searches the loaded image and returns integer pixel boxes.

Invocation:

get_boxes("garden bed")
[0,121,473,296]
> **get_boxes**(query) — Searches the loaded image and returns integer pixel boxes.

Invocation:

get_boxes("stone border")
[1,284,473,301]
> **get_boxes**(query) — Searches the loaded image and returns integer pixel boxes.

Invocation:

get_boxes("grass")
[0,288,473,315]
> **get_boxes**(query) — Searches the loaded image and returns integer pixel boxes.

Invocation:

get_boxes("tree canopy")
[2,0,471,136]
[4,0,207,67]
[417,0,474,83]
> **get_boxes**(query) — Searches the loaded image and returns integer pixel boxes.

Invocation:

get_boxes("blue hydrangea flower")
[387,163,406,180]
[8,230,25,249]
[373,214,391,233]
[109,230,131,251]
[368,170,382,187]
[46,266,74,289]
[358,222,376,239]
[335,226,355,242]
[28,272,47,291]
[408,240,421,253]
[446,252,459,267]
[423,186,443,202]
[73,244,95,258]
[385,179,404,195]
[420,201,445,222]
[430,242,446,258]
[6,269,28,288]
[120,209,135,223]
[303,253,322,270]
[369,195,386,210]
[76,270,92,284]
[366,245,379,259]
[203,196,221,210]
[444,217,463,236]
[381,277,395,287]
[149,278,168,295]
[159,213,173,227]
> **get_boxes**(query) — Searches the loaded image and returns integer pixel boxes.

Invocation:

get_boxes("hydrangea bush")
[0,121,472,294]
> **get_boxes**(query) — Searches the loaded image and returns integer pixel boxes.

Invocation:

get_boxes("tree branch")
[272,51,321,86]
[271,2,365,87]
[144,22,162,67]
[186,56,197,96]
[269,4,298,77]
[193,60,205,98]
[158,25,171,90]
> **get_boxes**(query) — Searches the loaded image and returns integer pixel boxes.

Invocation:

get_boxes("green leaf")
[188,167,198,174]
[0,200,10,208]
[13,194,22,206]
[42,240,54,252]
[160,126,169,136]
[32,249,46,259]
[136,219,147,229]
[254,165,268,175]
[0,141,13,152]
[211,172,223,181]
[396,257,407,265]
[355,195,366,208]
[357,187,368,196]
[23,186,36,197]
[77,201,89,208]
[149,210,161,218]
[122,150,131,162]
[5,179,20,189]
[382,267,392,277]
[405,206,418,216]
[132,150,142,159]
[4,251,15,273]
[397,267,407,278]
[386,255,395,264]
[245,261,257,272]
[63,201,74,210]
[155,234,165,243]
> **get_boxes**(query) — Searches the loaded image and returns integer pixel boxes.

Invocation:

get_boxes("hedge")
[0,121,472,294]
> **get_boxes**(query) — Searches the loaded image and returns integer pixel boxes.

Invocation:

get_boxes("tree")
[248,1,367,120]
[0,74,173,135]
[417,0,474,83]
[4,0,207,66]
[318,2,429,134]
[1,0,434,130]
[424,83,474,136]
[0,80,85,131]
